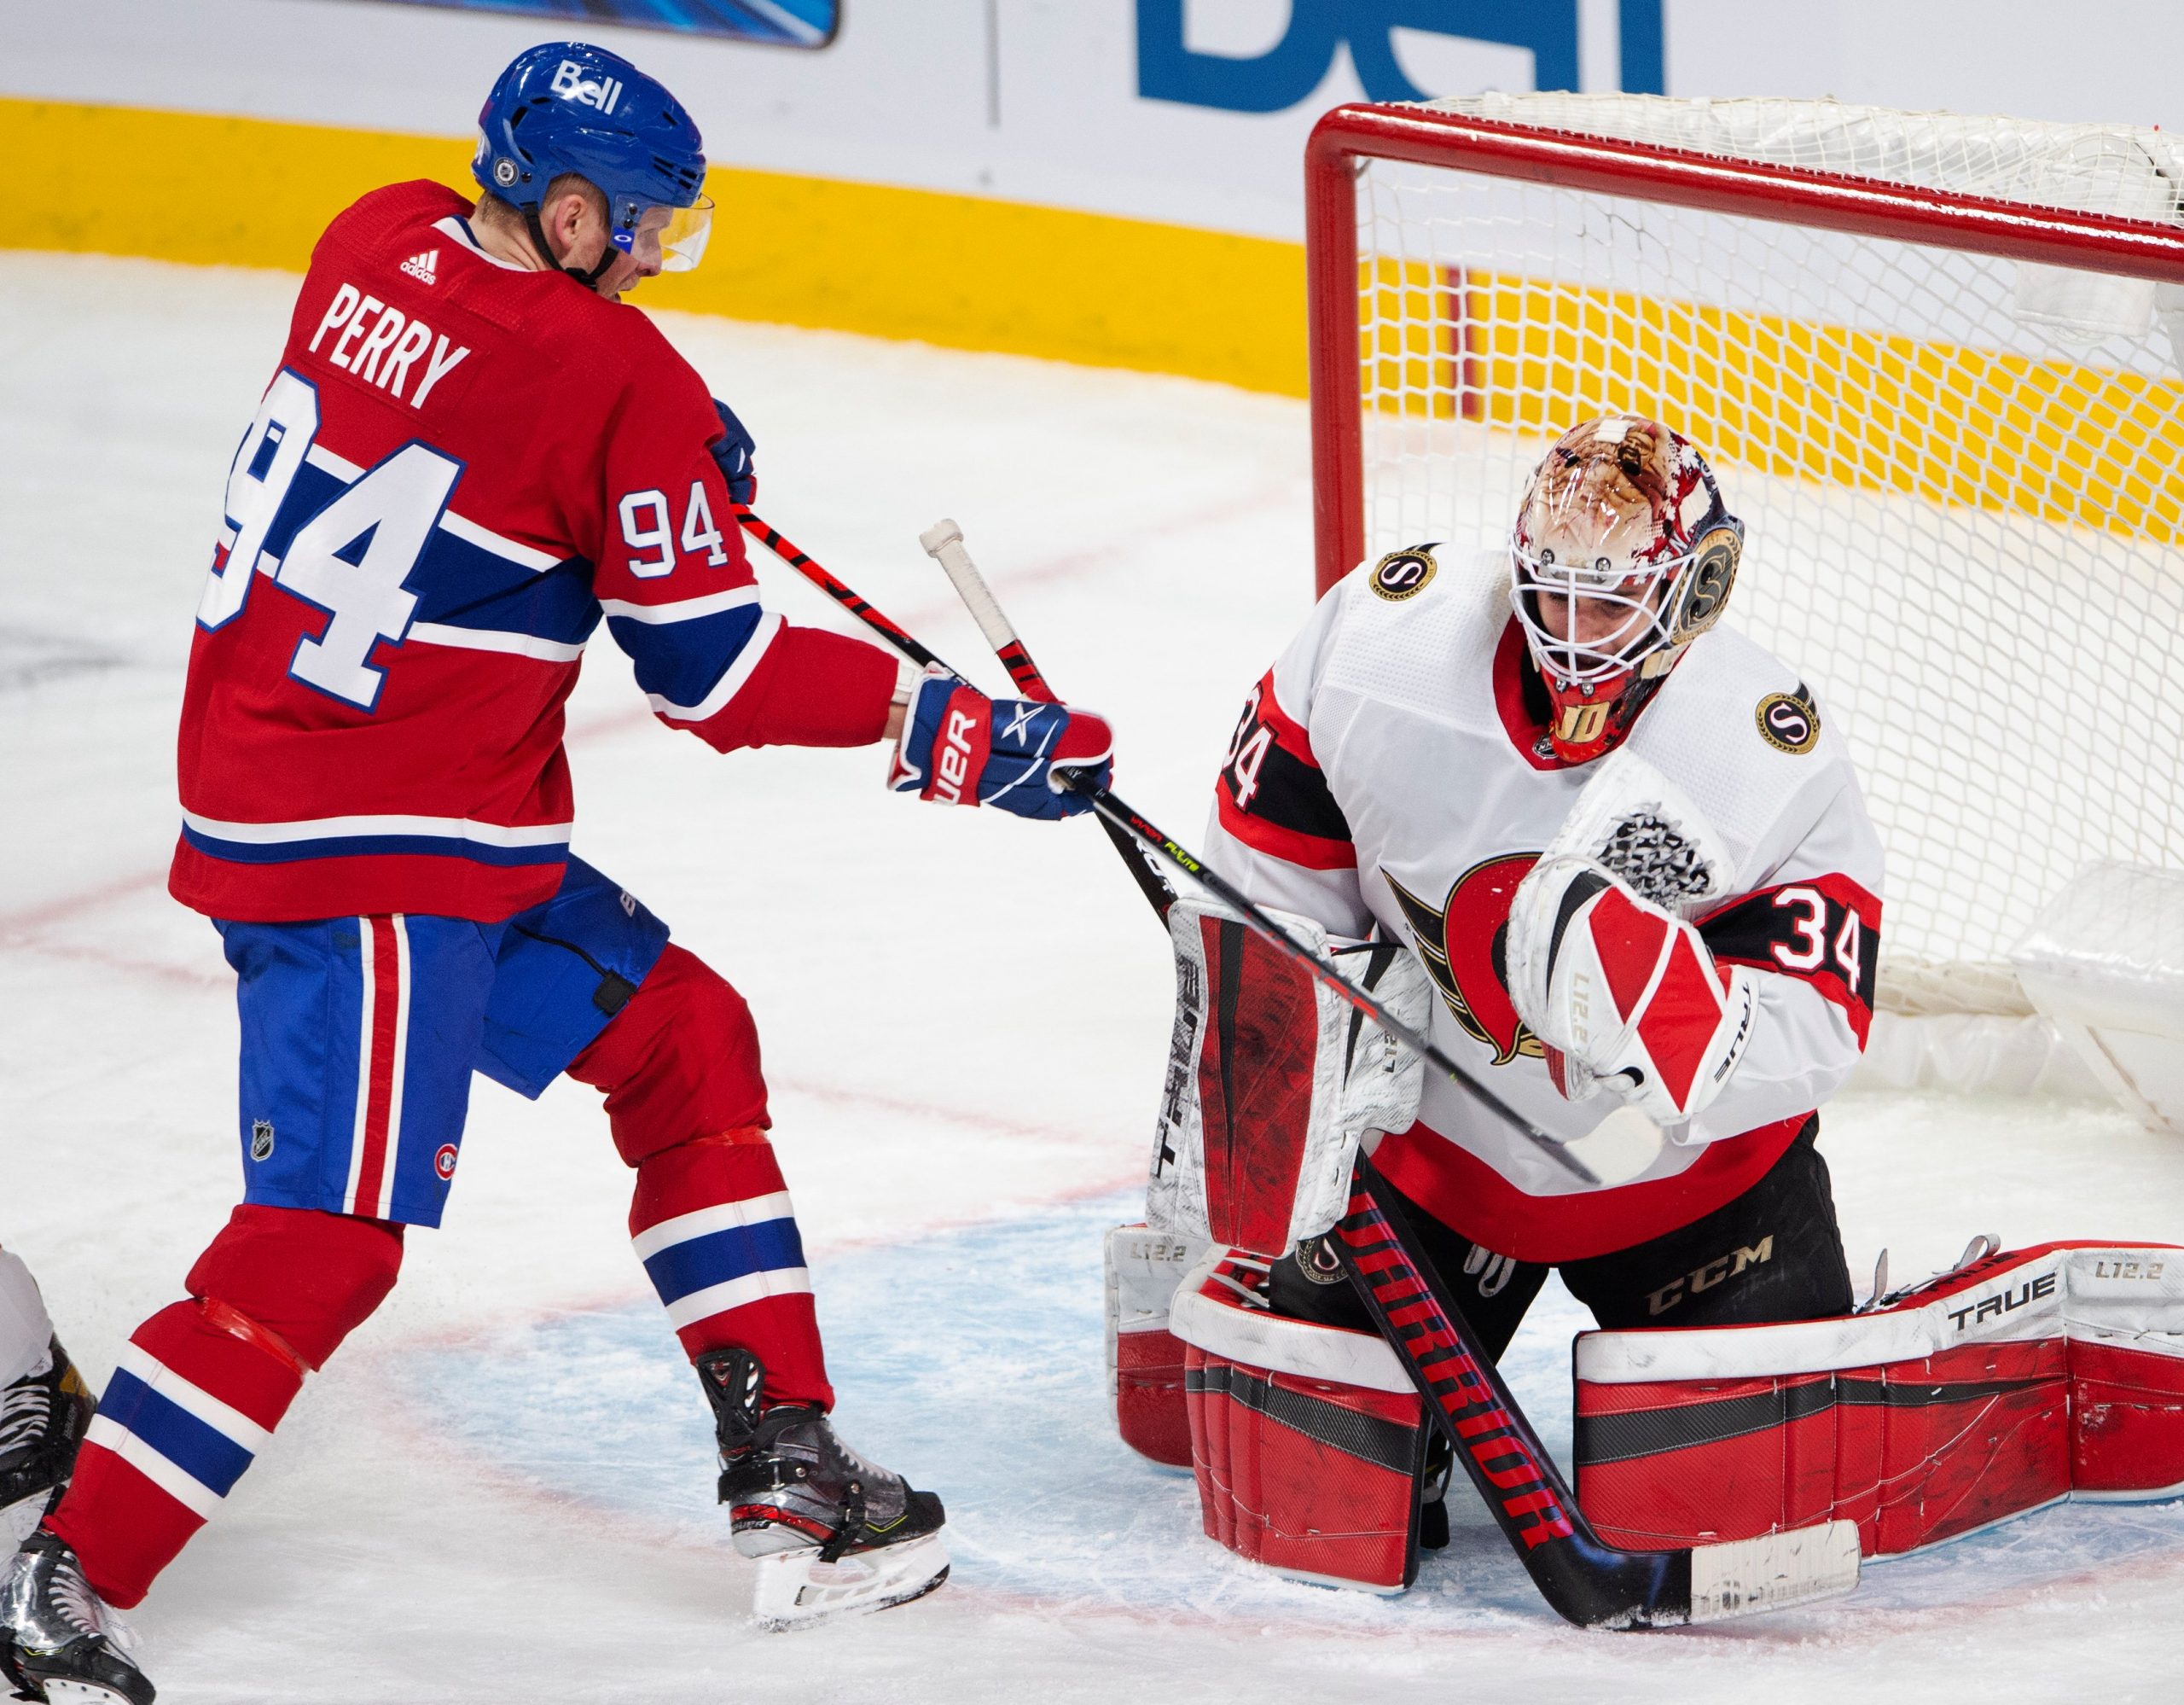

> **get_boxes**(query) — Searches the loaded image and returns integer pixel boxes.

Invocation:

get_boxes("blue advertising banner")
[353,0,838,48]
[1136,0,1664,111]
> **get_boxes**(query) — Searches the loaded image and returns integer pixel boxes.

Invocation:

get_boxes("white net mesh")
[1349,94,2184,1015]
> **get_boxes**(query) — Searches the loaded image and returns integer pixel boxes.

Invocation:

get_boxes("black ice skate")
[696,1349,949,1630]
[0,1528,154,1705]
[1,1341,96,1548]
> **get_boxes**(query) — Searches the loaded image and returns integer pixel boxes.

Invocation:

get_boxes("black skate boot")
[695,1349,949,1630]
[0,1528,154,1705]
[1,1341,96,1547]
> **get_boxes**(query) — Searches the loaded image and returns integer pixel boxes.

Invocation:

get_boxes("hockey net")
[1307,94,2184,1024]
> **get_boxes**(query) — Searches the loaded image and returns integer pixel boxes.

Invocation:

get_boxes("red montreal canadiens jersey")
[172,183,890,922]
[1207,548,1885,1264]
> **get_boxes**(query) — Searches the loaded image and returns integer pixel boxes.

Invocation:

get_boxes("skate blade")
[752,1532,950,1631]
[39,1683,142,1705]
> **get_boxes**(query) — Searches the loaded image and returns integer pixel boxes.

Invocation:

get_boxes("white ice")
[3,253,2181,1704]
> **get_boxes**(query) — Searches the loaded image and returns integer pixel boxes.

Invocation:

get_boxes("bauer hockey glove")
[887,664,1113,820]
[1504,855,1758,1126]
[709,398,758,505]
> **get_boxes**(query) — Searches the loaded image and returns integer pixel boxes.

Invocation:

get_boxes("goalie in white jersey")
[1207,416,1881,1347]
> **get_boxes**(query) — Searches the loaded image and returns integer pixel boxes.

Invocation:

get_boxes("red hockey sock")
[46,1206,400,1608]
[569,948,830,1410]
[630,1131,833,1411]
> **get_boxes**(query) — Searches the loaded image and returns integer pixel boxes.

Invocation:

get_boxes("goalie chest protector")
[1225,550,1885,1261]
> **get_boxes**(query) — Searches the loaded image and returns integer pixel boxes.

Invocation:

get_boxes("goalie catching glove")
[1507,854,1757,1125]
[888,663,1112,820]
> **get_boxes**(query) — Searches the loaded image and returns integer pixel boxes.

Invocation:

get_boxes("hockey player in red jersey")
[1153,416,1885,1588]
[0,42,1112,1703]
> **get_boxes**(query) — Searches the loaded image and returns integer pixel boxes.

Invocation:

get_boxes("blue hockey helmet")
[473,43,712,280]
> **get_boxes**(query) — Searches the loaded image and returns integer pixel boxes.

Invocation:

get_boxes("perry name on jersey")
[1203,545,1885,1264]
[172,182,828,924]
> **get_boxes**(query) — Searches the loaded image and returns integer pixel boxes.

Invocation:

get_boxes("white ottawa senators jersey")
[1205,547,1884,1265]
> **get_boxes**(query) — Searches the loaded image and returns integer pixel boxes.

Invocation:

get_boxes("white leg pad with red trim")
[1104,1224,1211,1469]
[1168,1248,1427,1592]
[1146,898,1426,1255]
[1572,1241,2184,1557]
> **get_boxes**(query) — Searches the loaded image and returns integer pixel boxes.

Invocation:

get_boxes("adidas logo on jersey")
[400,248,439,286]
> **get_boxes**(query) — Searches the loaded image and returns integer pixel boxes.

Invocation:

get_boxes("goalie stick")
[1333,1150,1859,1626]
[739,503,1855,1626]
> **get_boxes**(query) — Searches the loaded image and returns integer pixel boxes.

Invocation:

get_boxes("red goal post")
[1300,97,2184,1028]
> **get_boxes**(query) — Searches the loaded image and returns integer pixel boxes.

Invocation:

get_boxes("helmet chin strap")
[522,204,618,290]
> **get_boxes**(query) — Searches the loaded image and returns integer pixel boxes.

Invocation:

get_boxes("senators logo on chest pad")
[1385,853,1543,1066]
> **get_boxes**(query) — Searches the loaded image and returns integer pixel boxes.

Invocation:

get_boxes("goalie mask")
[1509,418,1743,764]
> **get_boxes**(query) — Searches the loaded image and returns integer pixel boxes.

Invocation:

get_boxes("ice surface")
[2,253,2181,1702]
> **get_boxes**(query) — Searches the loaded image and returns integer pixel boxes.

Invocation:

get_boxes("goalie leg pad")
[1572,1241,2184,1557]
[1170,1249,1426,1592]
[1147,899,1426,1256]
[1104,1225,1209,1469]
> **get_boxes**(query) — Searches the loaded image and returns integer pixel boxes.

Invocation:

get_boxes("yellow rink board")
[1364,260,2184,543]
[3,96,1311,398]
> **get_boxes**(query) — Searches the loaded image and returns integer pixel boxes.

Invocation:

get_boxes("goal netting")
[1310,93,2184,1024]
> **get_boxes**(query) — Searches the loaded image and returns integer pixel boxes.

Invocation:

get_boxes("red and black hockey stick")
[1333,1150,1856,1625]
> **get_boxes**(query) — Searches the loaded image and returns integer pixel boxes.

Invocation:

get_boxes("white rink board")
[2,253,2182,1702]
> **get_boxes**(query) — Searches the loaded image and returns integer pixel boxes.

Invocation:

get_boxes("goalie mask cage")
[1305,95,2184,1021]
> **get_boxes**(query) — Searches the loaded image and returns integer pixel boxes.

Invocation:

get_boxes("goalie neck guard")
[1509,417,1743,765]
[473,42,713,287]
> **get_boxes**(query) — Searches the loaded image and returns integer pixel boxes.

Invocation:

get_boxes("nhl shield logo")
[249,1119,276,1161]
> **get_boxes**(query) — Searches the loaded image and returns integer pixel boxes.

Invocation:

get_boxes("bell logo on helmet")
[551,59,624,115]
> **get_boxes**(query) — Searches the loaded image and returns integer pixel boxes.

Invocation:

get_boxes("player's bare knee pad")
[567,944,770,1166]
[184,1203,404,1371]
[1169,1247,1431,1593]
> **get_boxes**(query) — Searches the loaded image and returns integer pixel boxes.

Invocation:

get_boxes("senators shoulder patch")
[1368,544,1439,602]
[1756,685,1821,754]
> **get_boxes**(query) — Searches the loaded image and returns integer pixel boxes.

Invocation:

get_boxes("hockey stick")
[917,521,1180,922]
[914,518,1631,1190]
[1334,1150,1860,1626]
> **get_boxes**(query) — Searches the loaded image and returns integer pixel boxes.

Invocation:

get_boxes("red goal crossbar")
[1303,102,2184,595]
